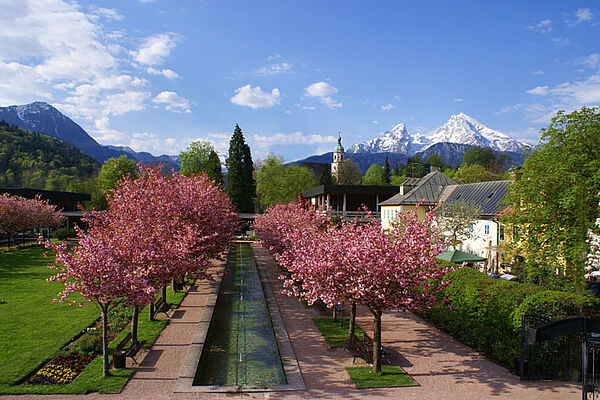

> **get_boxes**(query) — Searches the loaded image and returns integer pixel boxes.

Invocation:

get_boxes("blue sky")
[1,1,599,162]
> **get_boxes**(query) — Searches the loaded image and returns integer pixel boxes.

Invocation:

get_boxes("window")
[485,225,489,235]
[499,226,505,241]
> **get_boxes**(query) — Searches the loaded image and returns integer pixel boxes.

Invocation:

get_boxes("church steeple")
[331,130,344,180]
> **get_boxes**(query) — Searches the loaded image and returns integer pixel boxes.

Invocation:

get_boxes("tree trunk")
[348,301,356,344]
[172,278,176,293]
[372,310,382,374]
[162,285,167,304]
[131,305,139,343]
[149,297,155,321]
[101,305,110,377]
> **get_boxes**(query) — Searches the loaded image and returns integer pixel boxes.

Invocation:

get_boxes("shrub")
[52,228,76,241]
[69,332,101,355]
[424,267,600,371]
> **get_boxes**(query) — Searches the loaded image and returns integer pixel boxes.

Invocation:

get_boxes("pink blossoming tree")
[46,165,237,377]
[258,203,452,374]
[0,194,65,246]
[45,218,155,377]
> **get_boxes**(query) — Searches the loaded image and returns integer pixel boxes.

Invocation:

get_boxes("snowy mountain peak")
[348,122,413,154]
[430,113,522,152]
[348,113,526,156]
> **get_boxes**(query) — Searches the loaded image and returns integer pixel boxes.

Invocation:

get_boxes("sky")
[0,0,599,162]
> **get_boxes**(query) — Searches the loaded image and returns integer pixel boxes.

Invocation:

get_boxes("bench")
[153,297,171,318]
[364,333,391,365]
[112,332,146,368]
[347,334,373,364]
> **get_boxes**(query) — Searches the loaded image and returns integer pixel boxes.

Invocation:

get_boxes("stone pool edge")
[174,241,306,393]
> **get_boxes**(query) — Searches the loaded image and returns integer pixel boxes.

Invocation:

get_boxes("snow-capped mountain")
[348,123,412,154]
[427,113,524,153]
[0,101,179,167]
[349,113,526,156]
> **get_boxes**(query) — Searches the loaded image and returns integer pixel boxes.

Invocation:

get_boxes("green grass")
[312,317,365,348]
[0,246,99,385]
[345,366,419,388]
[0,245,188,395]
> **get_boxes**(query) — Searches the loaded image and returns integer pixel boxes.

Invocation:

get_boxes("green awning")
[436,250,487,264]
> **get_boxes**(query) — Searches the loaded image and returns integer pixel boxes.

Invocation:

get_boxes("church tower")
[331,130,344,181]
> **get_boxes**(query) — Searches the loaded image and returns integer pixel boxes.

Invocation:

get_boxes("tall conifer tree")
[226,124,256,212]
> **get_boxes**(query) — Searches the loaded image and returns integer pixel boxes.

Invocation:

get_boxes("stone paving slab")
[3,243,581,400]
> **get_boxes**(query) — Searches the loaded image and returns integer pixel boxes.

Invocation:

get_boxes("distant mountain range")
[0,102,178,166]
[349,113,526,155]
[293,113,529,172]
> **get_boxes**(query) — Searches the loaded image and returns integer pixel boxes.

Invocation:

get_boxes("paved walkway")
[5,243,580,399]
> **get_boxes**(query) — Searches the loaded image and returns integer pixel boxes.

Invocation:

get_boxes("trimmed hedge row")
[424,267,600,370]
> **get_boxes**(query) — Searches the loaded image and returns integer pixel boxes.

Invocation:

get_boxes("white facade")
[381,205,402,229]
[461,218,498,259]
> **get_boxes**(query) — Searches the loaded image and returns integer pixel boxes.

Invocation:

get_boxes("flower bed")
[27,354,95,385]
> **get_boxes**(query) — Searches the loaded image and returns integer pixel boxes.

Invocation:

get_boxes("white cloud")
[230,84,280,108]
[528,19,552,33]
[90,7,123,21]
[305,81,338,97]
[303,81,341,109]
[508,74,600,124]
[579,53,600,70]
[371,120,381,124]
[252,131,337,147]
[132,33,179,65]
[526,86,549,96]
[575,8,593,23]
[147,67,180,79]
[0,0,187,146]
[152,91,191,113]
[381,103,396,110]
[530,70,545,75]
[551,37,571,46]
[257,62,293,75]
[453,98,463,103]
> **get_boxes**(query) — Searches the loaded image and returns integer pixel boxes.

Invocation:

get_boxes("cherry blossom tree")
[46,166,237,376]
[264,202,451,374]
[105,166,237,331]
[0,194,65,246]
[45,218,154,377]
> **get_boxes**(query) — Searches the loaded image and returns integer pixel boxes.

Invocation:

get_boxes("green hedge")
[424,267,600,370]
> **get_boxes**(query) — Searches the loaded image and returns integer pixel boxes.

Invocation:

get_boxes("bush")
[52,228,76,241]
[423,267,600,371]
[69,333,101,355]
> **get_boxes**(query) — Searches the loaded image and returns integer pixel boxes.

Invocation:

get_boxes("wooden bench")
[153,297,171,318]
[113,332,146,367]
[347,334,373,364]
[364,333,391,365]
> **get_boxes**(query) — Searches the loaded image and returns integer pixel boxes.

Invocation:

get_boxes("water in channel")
[193,243,286,386]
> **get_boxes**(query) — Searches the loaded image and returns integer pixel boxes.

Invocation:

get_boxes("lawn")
[0,245,188,394]
[313,317,366,348]
[345,366,419,388]
[0,245,99,385]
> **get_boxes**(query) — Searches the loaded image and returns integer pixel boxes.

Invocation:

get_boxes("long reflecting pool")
[193,243,286,386]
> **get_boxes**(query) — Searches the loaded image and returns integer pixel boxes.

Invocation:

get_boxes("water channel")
[193,243,286,386]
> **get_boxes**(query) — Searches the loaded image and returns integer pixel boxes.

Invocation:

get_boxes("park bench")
[364,333,391,365]
[112,332,146,368]
[347,334,373,364]
[153,296,172,318]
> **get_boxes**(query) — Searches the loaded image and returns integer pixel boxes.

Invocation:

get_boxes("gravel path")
[4,243,580,400]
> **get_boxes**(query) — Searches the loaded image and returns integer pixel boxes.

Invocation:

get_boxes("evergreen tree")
[383,155,391,184]
[205,150,224,185]
[319,166,333,185]
[226,124,256,213]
